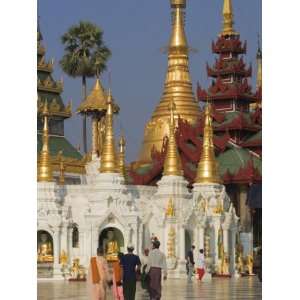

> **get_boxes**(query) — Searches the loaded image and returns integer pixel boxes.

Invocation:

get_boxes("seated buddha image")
[37,232,54,263]
[105,230,119,262]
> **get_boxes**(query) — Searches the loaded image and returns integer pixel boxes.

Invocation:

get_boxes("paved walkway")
[38,276,261,300]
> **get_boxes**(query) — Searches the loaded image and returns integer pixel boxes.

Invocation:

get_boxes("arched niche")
[185,229,192,255]
[98,227,125,256]
[72,224,79,248]
[37,230,54,263]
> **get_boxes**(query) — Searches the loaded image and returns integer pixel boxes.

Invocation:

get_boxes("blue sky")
[39,0,261,162]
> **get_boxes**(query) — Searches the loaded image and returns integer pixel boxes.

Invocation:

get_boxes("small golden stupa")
[99,89,119,173]
[163,99,183,176]
[37,101,53,182]
[195,102,221,184]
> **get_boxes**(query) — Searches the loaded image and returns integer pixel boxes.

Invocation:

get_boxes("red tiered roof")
[212,37,247,54]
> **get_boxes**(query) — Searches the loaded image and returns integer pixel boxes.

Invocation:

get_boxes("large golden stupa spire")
[195,102,221,184]
[220,0,238,37]
[99,89,118,173]
[163,100,183,176]
[37,101,53,182]
[139,0,200,162]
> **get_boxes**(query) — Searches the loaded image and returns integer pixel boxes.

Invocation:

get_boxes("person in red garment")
[196,249,206,281]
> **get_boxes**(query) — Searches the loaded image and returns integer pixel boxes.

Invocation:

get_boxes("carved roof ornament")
[50,98,60,112]
[77,76,119,114]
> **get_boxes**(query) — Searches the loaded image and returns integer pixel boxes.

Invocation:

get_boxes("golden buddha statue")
[165,197,175,217]
[105,231,119,262]
[70,258,80,279]
[235,242,244,274]
[246,254,254,275]
[37,233,53,263]
[221,253,230,275]
[59,250,68,267]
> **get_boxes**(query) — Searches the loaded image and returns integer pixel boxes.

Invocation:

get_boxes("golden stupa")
[37,101,53,182]
[195,102,221,184]
[163,100,183,176]
[99,89,119,173]
[138,0,201,162]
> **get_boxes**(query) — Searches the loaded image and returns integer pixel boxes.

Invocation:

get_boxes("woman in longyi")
[87,248,111,300]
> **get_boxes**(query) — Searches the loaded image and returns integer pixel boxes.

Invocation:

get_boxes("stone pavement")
[37,276,261,300]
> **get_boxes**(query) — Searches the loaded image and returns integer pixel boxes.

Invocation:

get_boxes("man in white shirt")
[146,240,167,300]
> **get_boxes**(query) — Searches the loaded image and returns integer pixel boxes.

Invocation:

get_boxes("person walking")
[87,247,111,300]
[186,245,195,283]
[141,249,150,291]
[120,245,141,300]
[196,249,206,281]
[146,240,167,300]
[112,253,124,300]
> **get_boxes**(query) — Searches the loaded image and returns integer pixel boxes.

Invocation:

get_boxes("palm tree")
[60,21,111,153]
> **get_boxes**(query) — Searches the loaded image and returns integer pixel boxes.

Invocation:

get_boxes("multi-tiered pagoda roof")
[37,28,85,175]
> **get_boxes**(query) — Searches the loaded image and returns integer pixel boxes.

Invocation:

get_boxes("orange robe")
[87,256,111,300]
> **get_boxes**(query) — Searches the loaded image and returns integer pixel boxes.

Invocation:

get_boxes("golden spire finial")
[165,197,175,217]
[163,99,183,176]
[256,34,262,90]
[38,100,53,182]
[118,134,127,181]
[169,0,188,52]
[58,150,65,185]
[138,0,200,162]
[195,101,221,184]
[220,0,238,37]
[99,89,118,173]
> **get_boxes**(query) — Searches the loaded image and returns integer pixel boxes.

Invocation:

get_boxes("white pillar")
[138,225,143,255]
[231,228,239,276]
[179,226,185,261]
[213,225,219,271]
[53,229,62,278]
[199,226,204,251]
[223,227,229,254]
[60,225,68,255]
[91,226,98,257]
